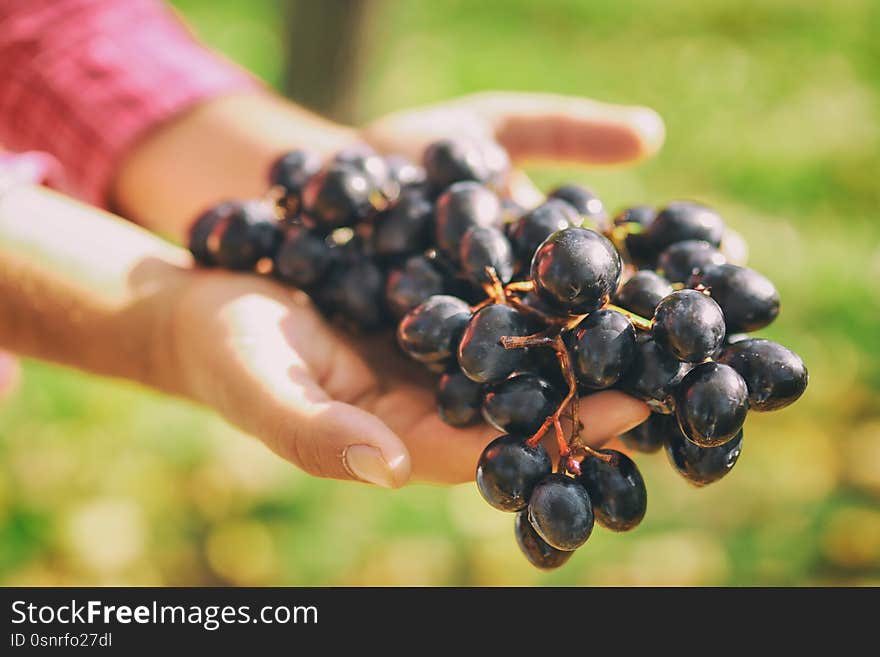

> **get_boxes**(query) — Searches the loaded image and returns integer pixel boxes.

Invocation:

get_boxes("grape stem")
[604,303,653,332]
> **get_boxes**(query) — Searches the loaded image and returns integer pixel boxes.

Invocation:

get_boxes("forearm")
[111,92,356,242]
[0,185,190,394]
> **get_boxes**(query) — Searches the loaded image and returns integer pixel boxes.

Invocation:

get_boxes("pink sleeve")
[0,0,262,207]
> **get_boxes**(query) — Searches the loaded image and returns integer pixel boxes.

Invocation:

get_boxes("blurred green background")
[2,0,879,586]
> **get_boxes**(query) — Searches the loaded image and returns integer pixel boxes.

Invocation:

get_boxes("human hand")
[166,270,650,487]
[362,91,665,205]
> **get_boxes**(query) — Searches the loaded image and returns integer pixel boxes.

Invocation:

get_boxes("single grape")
[459,225,515,286]
[571,309,637,389]
[531,227,621,314]
[692,264,780,333]
[514,510,573,570]
[423,137,493,191]
[274,225,334,289]
[646,201,724,251]
[384,154,427,190]
[548,183,607,229]
[579,450,647,532]
[508,199,581,263]
[656,239,726,284]
[397,295,472,364]
[482,373,561,436]
[269,149,322,213]
[320,257,387,330]
[433,181,501,260]
[188,201,236,266]
[620,413,679,453]
[527,474,594,551]
[675,362,748,447]
[665,427,743,487]
[437,370,484,427]
[620,337,690,414]
[301,163,381,231]
[385,255,447,320]
[213,202,282,270]
[332,145,391,192]
[613,205,658,269]
[476,435,552,511]
[458,304,530,384]
[718,338,808,411]
[372,188,434,259]
[613,270,673,319]
[652,289,726,362]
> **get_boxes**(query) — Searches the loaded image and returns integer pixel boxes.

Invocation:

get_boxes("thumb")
[466,91,665,165]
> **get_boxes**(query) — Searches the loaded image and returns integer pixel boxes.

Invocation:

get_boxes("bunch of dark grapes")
[188,137,808,571]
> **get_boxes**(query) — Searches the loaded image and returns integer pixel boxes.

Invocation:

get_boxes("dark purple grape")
[514,510,572,570]
[459,226,515,286]
[718,338,808,411]
[652,290,725,362]
[385,154,426,190]
[476,435,552,511]
[656,239,726,284]
[579,449,647,532]
[320,257,387,330]
[188,201,236,266]
[213,202,282,270]
[332,145,390,192]
[274,225,333,288]
[269,149,322,213]
[692,264,780,333]
[665,427,743,487]
[423,138,493,191]
[548,183,607,230]
[436,370,483,427]
[571,309,637,389]
[620,337,690,414]
[613,270,673,319]
[500,198,527,225]
[531,227,621,314]
[372,189,433,259]
[613,205,658,268]
[301,164,381,231]
[481,373,561,436]
[508,200,581,263]
[675,362,748,447]
[458,304,530,384]
[397,295,471,364]
[620,413,679,453]
[385,255,446,320]
[433,181,501,260]
[527,474,594,551]
[646,201,724,251]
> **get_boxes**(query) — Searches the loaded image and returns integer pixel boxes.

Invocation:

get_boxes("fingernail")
[343,445,401,488]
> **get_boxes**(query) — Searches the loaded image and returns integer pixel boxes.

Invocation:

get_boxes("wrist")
[112,91,357,241]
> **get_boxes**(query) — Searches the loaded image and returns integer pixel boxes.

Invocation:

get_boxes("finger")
[204,299,412,488]
[399,390,651,485]
[467,92,665,165]
[577,391,651,447]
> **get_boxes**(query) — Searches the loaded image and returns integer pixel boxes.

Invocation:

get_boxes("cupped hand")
[172,91,663,488]
[168,271,650,487]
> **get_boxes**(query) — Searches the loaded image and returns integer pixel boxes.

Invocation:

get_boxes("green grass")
[1,0,878,585]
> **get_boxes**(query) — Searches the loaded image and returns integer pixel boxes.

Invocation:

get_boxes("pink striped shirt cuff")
[0,0,262,207]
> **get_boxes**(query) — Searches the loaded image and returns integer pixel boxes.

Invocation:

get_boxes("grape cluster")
[188,137,808,571]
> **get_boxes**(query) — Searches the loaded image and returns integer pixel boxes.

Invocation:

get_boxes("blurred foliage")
[2,0,879,586]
